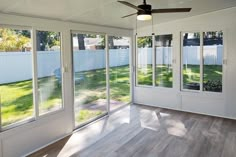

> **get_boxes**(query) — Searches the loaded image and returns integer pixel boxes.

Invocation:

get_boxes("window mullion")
[0,94,2,131]
[105,34,110,114]
[32,29,39,119]
[180,32,184,91]
[135,35,138,86]
[152,34,156,87]
[200,32,204,92]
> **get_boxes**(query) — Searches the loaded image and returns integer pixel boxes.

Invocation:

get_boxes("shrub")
[204,80,222,92]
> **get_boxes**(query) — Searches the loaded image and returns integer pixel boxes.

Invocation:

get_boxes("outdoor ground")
[0,65,130,127]
[137,64,222,89]
[0,64,222,127]
[74,65,130,125]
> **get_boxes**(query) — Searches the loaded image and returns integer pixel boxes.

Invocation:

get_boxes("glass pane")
[36,31,62,115]
[137,36,152,85]
[73,33,107,126]
[0,28,33,127]
[182,32,200,90]
[108,36,130,111]
[155,34,173,88]
[203,31,223,92]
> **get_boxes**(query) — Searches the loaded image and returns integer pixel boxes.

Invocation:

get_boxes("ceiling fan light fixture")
[118,0,192,20]
[137,14,152,21]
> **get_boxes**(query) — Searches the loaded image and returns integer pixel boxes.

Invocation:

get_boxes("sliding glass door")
[72,33,107,127]
[108,36,131,111]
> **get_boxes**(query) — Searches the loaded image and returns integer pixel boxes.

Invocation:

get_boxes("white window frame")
[135,34,154,87]
[107,34,132,112]
[0,25,35,131]
[0,25,65,132]
[180,30,225,94]
[71,30,109,129]
[154,33,174,88]
[35,29,65,117]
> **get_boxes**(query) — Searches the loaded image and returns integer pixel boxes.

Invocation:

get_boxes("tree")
[137,36,152,48]
[77,34,85,50]
[155,35,172,47]
[0,28,30,52]
[36,31,60,51]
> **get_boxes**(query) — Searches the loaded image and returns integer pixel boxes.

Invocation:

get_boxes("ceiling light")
[137,14,152,21]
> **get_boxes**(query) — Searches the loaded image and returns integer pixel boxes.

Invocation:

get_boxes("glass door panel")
[108,36,130,111]
[72,33,107,126]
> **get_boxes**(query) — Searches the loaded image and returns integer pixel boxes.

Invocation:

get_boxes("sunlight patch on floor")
[140,109,160,131]
[165,119,187,137]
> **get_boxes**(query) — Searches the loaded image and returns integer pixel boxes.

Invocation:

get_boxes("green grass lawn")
[0,65,131,127]
[156,65,173,88]
[0,76,62,126]
[183,64,222,91]
[0,64,222,127]
[137,64,173,87]
[37,77,62,114]
[74,65,130,125]
[183,65,222,84]
[0,80,34,126]
[75,110,103,124]
[137,64,222,91]
[137,65,153,85]
[74,65,130,103]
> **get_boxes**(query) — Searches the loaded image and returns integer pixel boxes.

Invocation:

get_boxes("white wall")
[134,7,236,119]
[0,13,132,157]
[0,141,2,157]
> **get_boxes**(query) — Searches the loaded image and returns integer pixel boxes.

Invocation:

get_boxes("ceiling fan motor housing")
[138,4,152,15]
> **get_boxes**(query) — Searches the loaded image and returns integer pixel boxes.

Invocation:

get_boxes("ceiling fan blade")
[118,1,144,11]
[122,13,137,18]
[152,8,192,13]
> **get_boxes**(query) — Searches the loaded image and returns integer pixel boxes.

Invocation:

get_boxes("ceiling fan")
[118,0,192,21]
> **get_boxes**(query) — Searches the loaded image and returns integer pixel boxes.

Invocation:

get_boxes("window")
[203,31,223,92]
[155,34,173,88]
[0,28,33,128]
[72,33,107,126]
[36,30,63,115]
[182,32,201,90]
[136,36,153,86]
[182,31,223,92]
[108,36,131,111]
[0,27,64,131]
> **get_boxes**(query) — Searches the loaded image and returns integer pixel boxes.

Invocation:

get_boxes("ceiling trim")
[0,11,133,30]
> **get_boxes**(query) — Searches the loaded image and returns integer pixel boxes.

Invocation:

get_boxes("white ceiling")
[0,0,236,29]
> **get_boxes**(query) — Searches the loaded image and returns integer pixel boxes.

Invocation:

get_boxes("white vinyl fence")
[73,49,129,72]
[137,45,223,66]
[0,49,130,84]
[0,46,222,84]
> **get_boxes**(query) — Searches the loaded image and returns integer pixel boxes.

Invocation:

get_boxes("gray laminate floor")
[28,104,236,157]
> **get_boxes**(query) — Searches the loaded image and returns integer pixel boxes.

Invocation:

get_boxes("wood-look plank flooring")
[28,104,236,157]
